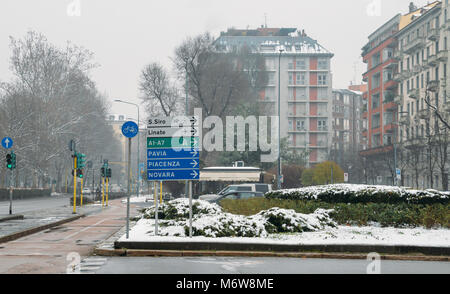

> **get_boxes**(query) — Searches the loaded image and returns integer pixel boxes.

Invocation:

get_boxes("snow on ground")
[121,195,154,204]
[119,219,450,247]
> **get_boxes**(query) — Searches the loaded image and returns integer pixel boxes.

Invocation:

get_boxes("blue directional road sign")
[147,169,199,181]
[1,137,13,149]
[121,121,139,138]
[147,148,199,159]
[147,158,199,169]
[147,116,200,181]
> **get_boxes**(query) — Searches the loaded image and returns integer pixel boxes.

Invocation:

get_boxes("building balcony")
[399,115,410,125]
[393,51,403,61]
[418,108,431,119]
[427,54,438,66]
[440,78,447,88]
[427,28,439,41]
[394,95,402,104]
[393,72,402,82]
[413,64,421,74]
[403,37,426,54]
[437,50,448,62]
[408,88,419,99]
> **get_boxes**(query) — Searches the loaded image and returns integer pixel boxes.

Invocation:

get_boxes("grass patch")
[220,198,450,229]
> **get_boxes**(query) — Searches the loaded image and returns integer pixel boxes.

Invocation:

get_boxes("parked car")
[206,191,264,204]
[82,187,92,194]
[198,183,271,203]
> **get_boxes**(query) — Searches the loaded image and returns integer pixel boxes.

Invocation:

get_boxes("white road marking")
[63,219,108,240]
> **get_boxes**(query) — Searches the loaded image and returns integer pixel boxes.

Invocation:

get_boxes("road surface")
[91,256,450,274]
[0,194,73,214]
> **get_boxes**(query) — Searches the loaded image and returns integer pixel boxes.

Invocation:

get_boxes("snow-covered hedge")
[136,199,336,238]
[265,184,450,205]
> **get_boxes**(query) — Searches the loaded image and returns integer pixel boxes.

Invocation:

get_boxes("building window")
[296,120,306,131]
[296,59,306,70]
[318,59,327,70]
[318,88,328,99]
[372,113,380,129]
[318,120,327,131]
[318,74,327,85]
[268,72,275,85]
[372,93,380,109]
[371,73,380,89]
[296,73,306,85]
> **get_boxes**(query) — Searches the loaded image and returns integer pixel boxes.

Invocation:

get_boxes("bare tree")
[139,63,181,117]
[173,32,252,118]
[0,31,120,190]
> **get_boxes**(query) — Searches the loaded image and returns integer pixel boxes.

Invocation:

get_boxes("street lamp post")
[114,100,140,198]
[277,48,284,190]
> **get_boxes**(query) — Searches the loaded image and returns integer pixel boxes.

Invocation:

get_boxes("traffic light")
[106,168,112,178]
[77,169,83,178]
[78,153,86,168]
[6,153,12,169]
[11,152,16,169]
[101,167,106,177]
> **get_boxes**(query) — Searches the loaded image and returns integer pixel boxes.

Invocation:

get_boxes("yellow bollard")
[73,157,77,214]
[160,181,163,204]
[106,178,109,207]
[101,177,105,208]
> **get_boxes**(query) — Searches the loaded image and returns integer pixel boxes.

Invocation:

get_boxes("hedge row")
[265,184,449,205]
[220,198,450,228]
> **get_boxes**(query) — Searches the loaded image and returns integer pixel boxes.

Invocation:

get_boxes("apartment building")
[331,89,364,170]
[361,1,449,190]
[395,1,450,190]
[215,27,334,166]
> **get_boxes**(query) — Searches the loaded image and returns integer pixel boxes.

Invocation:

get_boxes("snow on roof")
[215,34,333,55]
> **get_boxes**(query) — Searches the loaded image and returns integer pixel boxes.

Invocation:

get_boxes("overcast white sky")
[0,0,433,120]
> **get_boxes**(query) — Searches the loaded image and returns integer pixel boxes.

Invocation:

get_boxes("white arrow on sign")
[190,170,198,178]
[190,150,198,157]
[4,138,10,148]
[190,160,198,168]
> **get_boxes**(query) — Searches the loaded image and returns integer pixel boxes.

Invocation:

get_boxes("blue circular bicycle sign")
[121,121,139,138]
[1,137,13,149]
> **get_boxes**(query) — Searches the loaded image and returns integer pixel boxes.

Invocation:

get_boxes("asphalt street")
[0,194,73,214]
[92,256,450,274]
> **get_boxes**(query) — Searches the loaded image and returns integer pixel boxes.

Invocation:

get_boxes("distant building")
[331,89,364,169]
[215,27,334,166]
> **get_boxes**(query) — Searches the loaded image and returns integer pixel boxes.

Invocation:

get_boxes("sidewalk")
[0,201,103,244]
[0,198,140,274]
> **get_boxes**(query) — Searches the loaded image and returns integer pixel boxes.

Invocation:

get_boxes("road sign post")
[147,116,200,238]
[122,121,139,239]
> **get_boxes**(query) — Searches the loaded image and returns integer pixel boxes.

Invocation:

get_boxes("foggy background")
[0,0,433,119]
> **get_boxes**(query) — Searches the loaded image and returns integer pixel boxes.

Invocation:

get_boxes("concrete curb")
[0,213,85,244]
[93,247,450,262]
[114,240,450,256]
[0,214,24,222]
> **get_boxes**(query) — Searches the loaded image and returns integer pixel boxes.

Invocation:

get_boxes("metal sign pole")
[126,137,131,239]
[9,169,13,215]
[155,181,159,236]
[189,180,192,238]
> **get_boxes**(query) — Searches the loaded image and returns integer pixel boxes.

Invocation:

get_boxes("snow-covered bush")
[265,184,449,205]
[136,199,336,238]
[139,198,222,220]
